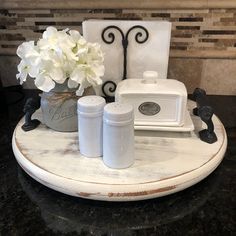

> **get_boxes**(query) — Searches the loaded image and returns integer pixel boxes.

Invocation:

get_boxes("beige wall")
[168,58,236,95]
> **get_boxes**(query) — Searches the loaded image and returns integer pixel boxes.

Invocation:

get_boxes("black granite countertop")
[0,87,235,236]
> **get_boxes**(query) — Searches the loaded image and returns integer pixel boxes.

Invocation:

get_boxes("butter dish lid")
[115,78,187,96]
[77,96,106,113]
[104,102,134,122]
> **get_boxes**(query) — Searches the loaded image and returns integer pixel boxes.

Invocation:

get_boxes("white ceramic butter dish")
[115,73,194,131]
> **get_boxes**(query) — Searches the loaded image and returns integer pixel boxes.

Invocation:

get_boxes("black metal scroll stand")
[21,97,41,132]
[101,25,149,101]
[192,88,217,144]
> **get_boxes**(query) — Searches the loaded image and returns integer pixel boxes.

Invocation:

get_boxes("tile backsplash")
[0,6,236,95]
[1,8,236,58]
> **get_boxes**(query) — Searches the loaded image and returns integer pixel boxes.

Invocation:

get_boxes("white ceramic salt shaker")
[103,102,134,169]
[77,96,106,157]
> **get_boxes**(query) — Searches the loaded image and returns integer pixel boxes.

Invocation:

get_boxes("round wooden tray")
[12,101,227,201]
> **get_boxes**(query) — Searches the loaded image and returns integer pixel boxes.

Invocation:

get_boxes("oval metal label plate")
[138,102,161,116]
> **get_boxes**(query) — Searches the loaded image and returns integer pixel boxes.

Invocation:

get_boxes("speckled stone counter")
[0,88,235,236]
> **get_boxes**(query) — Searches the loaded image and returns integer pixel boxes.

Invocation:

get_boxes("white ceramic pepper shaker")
[77,96,106,157]
[103,102,135,169]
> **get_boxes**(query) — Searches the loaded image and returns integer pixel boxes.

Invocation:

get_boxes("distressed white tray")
[12,101,227,201]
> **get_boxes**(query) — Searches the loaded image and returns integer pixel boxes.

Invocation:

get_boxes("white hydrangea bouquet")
[16,26,105,96]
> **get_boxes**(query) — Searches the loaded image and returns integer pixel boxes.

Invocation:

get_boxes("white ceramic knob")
[142,71,158,84]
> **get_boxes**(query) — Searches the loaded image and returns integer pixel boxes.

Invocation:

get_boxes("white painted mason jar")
[103,102,135,169]
[77,96,106,157]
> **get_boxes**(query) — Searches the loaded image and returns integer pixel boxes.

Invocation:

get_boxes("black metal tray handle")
[192,88,217,144]
[21,97,41,132]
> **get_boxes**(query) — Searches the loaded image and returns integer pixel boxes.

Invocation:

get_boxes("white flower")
[48,67,65,84]
[70,63,104,96]
[67,78,79,89]
[35,73,55,92]
[16,26,105,95]
[17,41,41,66]
[69,30,85,44]
[16,60,28,84]
[16,59,40,83]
